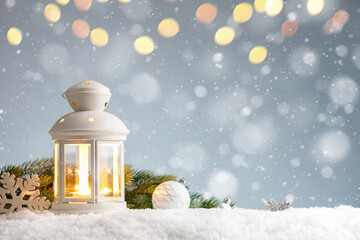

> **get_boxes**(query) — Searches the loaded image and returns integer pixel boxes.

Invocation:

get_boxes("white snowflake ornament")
[152,178,190,209]
[215,196,232,209]
[0,172,51,214]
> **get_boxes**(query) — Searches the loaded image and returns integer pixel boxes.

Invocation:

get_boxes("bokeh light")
[96,0,108,2]
[254,0,266,13]
[129,73,160,104]
[316,130,351,163]
[134,36,155,55]
[90,28,109,47]
[281,20,298,37]
[72,20,90,39]
[208,169,238,199]
[118,0,131,3]
[265,0,283,17]
[328,76,358,106]
[56,0,69,5]
[249,46,267,64]
[233,3,253,23]
[157,18,179,38]
[44,3,61,23]
[196,3,217,24]
[7,27,22,46]
[321,166,334,179]
[324,10,349,35]
[332,10,349,28]
[290,47,318,76]
[306,0,324,16]
[214,26,235,46]
[170,143,207,172]
[74,0,92,11]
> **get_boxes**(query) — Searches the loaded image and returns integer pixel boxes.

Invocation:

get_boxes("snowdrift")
[1,206,359,240]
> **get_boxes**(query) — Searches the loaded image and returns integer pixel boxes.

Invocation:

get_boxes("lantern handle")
[62,91,68,100]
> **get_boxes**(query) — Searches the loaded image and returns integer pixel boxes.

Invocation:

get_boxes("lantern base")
[51,202,127,214]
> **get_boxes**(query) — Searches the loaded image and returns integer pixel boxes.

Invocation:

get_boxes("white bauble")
[152,181,190,209]
[215,196,232,209]
[215,202,232,209]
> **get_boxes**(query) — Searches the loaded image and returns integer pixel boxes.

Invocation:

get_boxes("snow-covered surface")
[1,206,360,240]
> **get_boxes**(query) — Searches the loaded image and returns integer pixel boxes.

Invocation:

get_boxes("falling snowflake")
[0,172,51,214]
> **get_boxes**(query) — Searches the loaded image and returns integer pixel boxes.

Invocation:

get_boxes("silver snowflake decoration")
[263,197,292,211]
[0,172,51,214]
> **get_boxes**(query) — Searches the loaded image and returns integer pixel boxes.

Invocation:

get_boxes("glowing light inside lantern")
[72,19,90,39]
[118,0,131,3]
[44,3,61,23]
[90,28,109,47]
[78,144,90,195]
[74,0,92,11]
[249,46,268,64]
[307,0,324,16]
[158,18,179,38]
[56,0,69,6]
[254,0,267,13]
[102,187,110,194]
[196,3,217,24]
[113,146,120,195]
[265,0,283,17]
[7,27,22,46]
[134,36,155,55]
[214,26,235,46]
[233,3,253,23]
[88,117,95,123]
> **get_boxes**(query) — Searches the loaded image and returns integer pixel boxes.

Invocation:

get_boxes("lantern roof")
[66,80,111,95]
[49,80,129,141]
[49,111,129,140]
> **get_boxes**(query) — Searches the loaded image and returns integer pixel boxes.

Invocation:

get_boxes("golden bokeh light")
[249,46,268,64]
[306,0,324,16]
[254,0,267,13]
[118,0,131,3]
[44,3,61,23]
[72,20,90,39]
[265,0,283,17]
[158,18,179,38]
[7,27,22,46]
[196,3,217,24]
[214,26,235,46]
[281,20,298,37]
[56,0,69,5]
[233,3,253,23]
[90,28,109,47]
[74,0,92,11]
[134,36,155,55]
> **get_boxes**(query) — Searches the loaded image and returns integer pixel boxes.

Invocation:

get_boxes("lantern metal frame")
[49,81,129,214]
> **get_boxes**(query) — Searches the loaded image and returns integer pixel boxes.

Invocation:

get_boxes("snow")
[1,207,360,239]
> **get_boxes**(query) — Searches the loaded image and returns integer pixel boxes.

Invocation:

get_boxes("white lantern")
[49,81,130,214]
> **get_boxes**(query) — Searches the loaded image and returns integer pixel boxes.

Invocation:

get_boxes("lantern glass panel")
[54,143,59,198]
[64,144,91,198]
[99,143,121,198]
